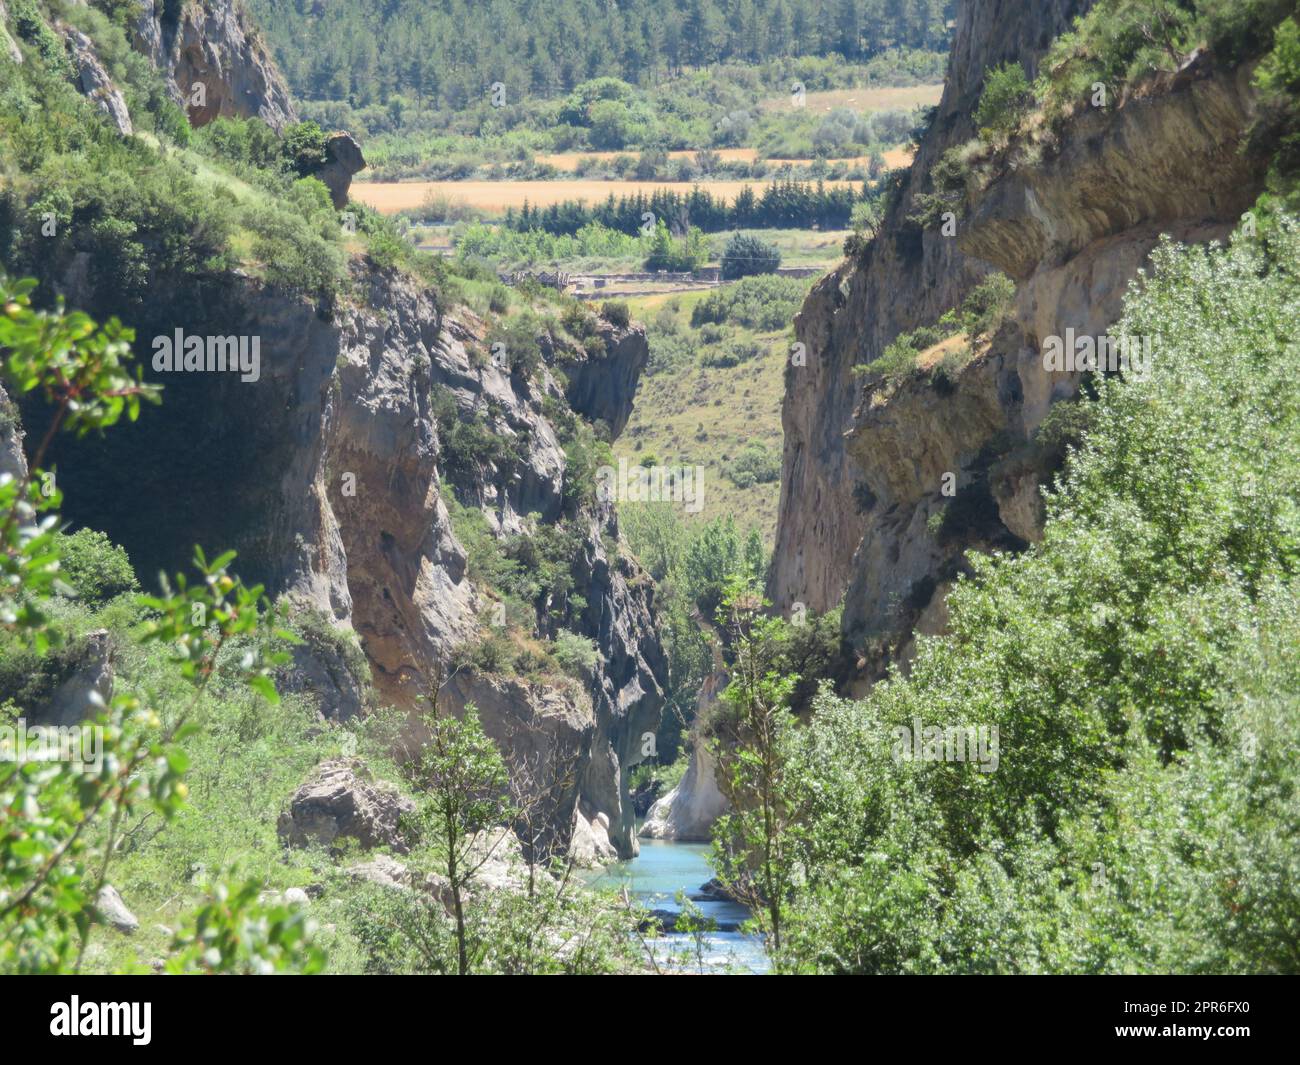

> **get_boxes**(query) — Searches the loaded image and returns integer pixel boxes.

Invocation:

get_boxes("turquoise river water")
[585,839,770,974]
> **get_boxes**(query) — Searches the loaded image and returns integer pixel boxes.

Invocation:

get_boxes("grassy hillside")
[613,275,815,541]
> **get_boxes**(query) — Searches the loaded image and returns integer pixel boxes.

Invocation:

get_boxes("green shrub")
[974,62,1034,144]
[643,221,708,273]
[690,274,809,331]
[958,272,1016,339]
[726,442,781,488]
[552,631,599,678]
[601,300,630,328]
[283,121,330,177]
[56,529,138,605]
[720,232,782,280]
[485,316,543,378]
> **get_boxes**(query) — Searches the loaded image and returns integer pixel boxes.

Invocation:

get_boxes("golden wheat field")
[766,146,914,169]
[353,177,862,215]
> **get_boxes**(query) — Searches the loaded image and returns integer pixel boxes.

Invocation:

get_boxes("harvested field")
[353,177,859,215]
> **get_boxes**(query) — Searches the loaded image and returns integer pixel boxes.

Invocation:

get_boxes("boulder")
[317,132,365,209]
[348,855,453,911]
[37,629,114,728]
[464,827,527,893]
[348,854,413,891]
[569,804,618,866]
[277,757,415,853]
[96,885,139,934]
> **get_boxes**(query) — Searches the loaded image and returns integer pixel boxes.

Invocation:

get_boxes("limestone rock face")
[49,259,664,862]
[36,629,115,728]
[770,0,1267,684]
[640,740,728,843]
[317,132,366,209]
[60,24,133,136]
[278,758,416,853]
[768,0,1092,621]
[553,321,650,437]
[277,636,369,722]
[132,0,296,131]
[0,383,26,480]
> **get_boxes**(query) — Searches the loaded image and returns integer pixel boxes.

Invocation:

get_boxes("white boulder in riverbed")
[569,805,619,866]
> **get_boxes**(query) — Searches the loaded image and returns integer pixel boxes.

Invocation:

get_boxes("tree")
[709,579,798,956]
[403,695,511,975]
[55,528,138,604]
[506,737,583,899]
[721,231,782,280]
[835,0,861,59]
[588,100,636,149]
[283,120,330,176]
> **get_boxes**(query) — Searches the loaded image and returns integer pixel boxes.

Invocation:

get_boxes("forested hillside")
[249,0,955,108]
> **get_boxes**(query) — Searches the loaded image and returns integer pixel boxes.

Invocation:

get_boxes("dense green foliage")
[54,529,138,605]
[1038,0,1296,121]
[721,231,782,279]
[972,61,1033,143]
[358,61,932,180]
[643,220,710,272]
[690,272,811,330]
[250,0,954,114]
[0,20,352,307]
[728,218,1300,973]
[505,178,869,236]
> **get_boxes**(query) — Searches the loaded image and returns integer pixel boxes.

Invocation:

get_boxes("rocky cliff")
[768,0,1092,622]
[132,0,296,130]
[39,261,664,862]
[770,0,1269,685]
[11,2,654,860]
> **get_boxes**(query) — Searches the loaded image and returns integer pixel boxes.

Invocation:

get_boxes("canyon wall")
[770,0,1267,685]
[11,0,661,859]
[41,261,664,861]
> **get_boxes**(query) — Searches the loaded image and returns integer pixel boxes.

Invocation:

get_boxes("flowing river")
[586,839,770,974]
